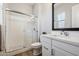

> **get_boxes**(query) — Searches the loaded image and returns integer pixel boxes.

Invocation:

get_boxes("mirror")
[53,3,79,30]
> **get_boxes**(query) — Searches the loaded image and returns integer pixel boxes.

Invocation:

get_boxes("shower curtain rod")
[6,9,33,17]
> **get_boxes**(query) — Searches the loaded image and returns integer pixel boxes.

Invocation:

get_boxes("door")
[5,11,37,52]
[52,46,73,56]
[5,12,26,52]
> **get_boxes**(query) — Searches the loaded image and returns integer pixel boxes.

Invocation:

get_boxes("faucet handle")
[60,31,64,35]
[64,31,69,36]
[60,31,63,35]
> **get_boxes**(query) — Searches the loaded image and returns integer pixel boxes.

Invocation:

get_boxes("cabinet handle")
[51,49,54,55]
[44,46,48,50]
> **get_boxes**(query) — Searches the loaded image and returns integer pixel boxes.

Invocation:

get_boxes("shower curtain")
[5,11,33,52]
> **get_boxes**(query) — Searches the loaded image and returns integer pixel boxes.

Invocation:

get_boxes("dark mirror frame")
[52,3,79,31]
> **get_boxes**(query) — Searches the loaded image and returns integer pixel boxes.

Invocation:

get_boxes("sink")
[48,34,69,39]
[47,34,79,44]
[43,34,79,43]
[47,34,61,37]
[42,34,79,47]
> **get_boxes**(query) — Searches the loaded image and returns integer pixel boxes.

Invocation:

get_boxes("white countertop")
[41,34,79,47]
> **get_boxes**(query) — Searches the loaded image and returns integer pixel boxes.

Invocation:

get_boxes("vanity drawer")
[52,46,74,56]
[42,42,51,56]
[40,36,52,56]
[42,41,51,51]
[40,36,51,44]
[52,40,79,55]
[42,46,51,56]
[41,39,51,56]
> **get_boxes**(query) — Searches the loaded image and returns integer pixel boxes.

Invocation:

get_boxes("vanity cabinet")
[52,40,75,56]
[52,40,79,56]
[40,35,79,56]
[52,46,73,56]
[40,36,52,56]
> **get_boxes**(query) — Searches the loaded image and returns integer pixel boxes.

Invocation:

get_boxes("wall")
[72,4,79,27]
[37,3,52,39]
[32,4,39,42]
[5,3,33,15]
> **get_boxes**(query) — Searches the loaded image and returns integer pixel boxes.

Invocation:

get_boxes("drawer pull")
[51,49,54,55]
[44,46,48,50]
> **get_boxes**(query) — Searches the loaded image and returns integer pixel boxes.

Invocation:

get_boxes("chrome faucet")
[60,31,69,36]
[63,31,69,36]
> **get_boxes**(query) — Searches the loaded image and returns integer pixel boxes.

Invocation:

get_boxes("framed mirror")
[52,3,79,31]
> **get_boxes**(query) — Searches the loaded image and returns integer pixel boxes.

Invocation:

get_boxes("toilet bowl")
[31,42,42,56]
[31,42,42,48]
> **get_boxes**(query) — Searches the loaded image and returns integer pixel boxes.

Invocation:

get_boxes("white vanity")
[40,34,79,56]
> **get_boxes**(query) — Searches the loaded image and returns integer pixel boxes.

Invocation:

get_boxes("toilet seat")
[31,42,42,48]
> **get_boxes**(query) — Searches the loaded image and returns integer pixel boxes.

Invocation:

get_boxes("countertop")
[41,34,79,47]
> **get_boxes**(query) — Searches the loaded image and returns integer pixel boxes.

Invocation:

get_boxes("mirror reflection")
[54,3,79,29]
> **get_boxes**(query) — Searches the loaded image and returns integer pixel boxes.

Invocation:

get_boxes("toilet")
[31,42,42,56]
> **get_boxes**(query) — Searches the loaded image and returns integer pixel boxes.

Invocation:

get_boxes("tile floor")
[15,50,33,56]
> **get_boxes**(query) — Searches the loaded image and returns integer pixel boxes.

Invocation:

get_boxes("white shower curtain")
[5,11,33,52]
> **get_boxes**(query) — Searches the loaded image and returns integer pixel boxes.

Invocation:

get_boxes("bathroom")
[0,3,79,56]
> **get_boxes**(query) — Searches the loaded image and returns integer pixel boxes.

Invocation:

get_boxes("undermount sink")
[47,34,79,44]
[47,34,69,39]
[41,34,79,48]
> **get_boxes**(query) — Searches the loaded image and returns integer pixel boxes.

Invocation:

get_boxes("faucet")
[64,31,69,36]
[60,31,69,36]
